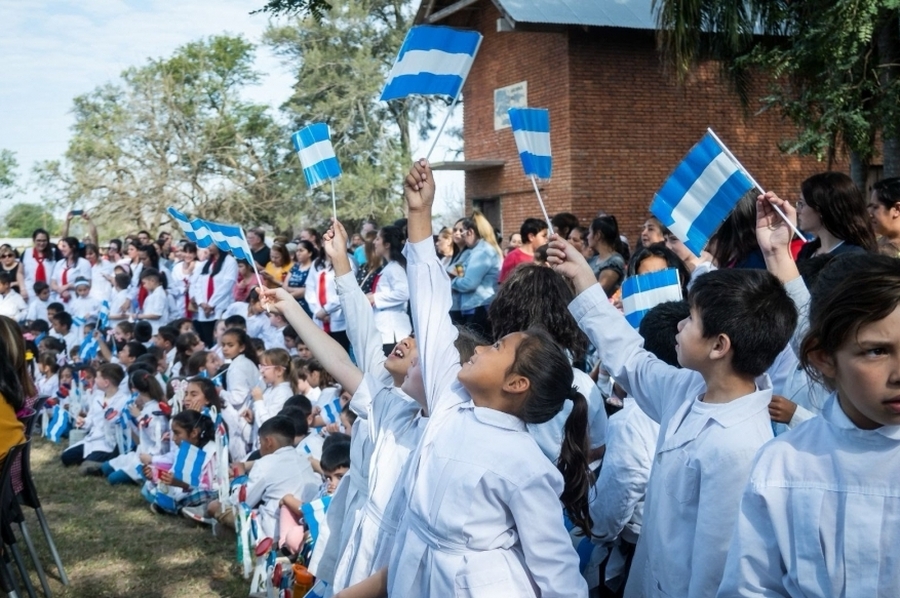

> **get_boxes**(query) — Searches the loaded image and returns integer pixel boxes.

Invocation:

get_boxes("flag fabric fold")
[508,107,552,179]
[166,208,253,263]
[650,132,755,256]
[98,300,110,330]
[79,336,100,362]
[621,268,683,329]
[291,124,342,189]
[380,25,482,101]
[172,442,207,488]
[301,495,332,548]
[46,405,70,443]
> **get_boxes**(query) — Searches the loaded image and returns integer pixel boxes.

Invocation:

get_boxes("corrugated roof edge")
[493,0,658,30]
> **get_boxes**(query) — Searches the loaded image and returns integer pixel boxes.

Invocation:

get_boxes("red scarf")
[137,285,148,309]
[61,260,73,302]
[33,249,46,282]
[318,271,330,333]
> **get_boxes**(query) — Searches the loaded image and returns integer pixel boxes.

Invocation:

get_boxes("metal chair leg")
[32,511,66,587]
[1,552,20,598]
[15,523,50,598]
[7,543,36,598]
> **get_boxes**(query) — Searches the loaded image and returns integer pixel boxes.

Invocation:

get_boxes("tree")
[2,203,58,238]
[0,149,18,200]
[654,0,900,186]
[34,36,302,235]
[264,0,441,227]
[253,0,332,19]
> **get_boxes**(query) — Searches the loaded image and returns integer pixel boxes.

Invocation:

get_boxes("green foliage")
[2,202,58,237]
[0,149,18,199]
[252,0,333,20]
[654,0,900,174]
[34,35,302,234]
[264,0,438,228]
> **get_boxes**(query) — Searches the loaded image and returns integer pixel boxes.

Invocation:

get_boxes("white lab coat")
[305,266,346,332]
[387,238,587,598]
[73,388,129,456]
[718,393,900,597]
[569,283,775,598]
[22,249,55,298]
[139,286,168,334]
[107,399,170,481]
[251,381,293,426]
[371,260,412,346]
[190,255,238,321]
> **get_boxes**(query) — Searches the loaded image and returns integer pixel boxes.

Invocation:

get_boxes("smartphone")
[71,209,84,216]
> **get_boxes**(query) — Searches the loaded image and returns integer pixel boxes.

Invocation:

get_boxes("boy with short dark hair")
[26,281,52,323]
[551,240,797,598]
[499,217,550,282]
[51,311,81,353]
[0,271,27,321]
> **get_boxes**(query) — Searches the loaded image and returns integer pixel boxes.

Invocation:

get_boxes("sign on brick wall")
[494,81,527,130]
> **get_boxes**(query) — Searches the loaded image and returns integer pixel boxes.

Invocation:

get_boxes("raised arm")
[548,237,697,424]
[404,160,464,414]
[259,286,363,396]
[325,220,388,379]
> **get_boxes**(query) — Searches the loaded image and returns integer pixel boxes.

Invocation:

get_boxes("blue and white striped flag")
[650,132,755,256]
[291,124,342,189]
[172,442,206,488]
[508,107,551,179]
[320,396,343,426]
[304,580,330,598]
[98,300,110,330]
[621,269,683,329]
[301,495,332,548]
[79,336,100,362]
[46,405,70,443]
[72,315,86,329]
[166,207,253,263]
[380,25,482,101]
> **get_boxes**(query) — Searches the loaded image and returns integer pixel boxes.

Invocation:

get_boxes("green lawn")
[13,438,248,597]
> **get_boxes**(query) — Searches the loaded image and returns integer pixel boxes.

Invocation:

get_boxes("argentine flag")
[46,405,70,443]
[98,300,110,330]
[79,336,100,362]
[381,25,482,101]
[621,269,683,329]
[172,442,207,488]
[291,124,342,189]
[167,207,254,263]
[651,132,754,256]
[301,495,332,548]
[508,107,552,179]
[320,396,344,426]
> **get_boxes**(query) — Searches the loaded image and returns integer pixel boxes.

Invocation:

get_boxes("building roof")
[492,0,656,30]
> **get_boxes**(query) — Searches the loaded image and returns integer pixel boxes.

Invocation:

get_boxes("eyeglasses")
[0,254,13,258]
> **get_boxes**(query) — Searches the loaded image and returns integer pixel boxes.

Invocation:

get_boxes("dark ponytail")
[172,409,215,446]
[558,389,594,536]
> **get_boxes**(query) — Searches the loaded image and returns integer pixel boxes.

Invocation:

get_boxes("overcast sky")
[0,0,462,223]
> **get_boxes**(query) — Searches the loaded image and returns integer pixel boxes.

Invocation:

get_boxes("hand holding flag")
[172,442,207,488]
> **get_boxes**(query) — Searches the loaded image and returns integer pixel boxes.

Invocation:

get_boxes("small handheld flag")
[508,107,554,234]
[320,396,344,426]
[301,495,332,548]
[621,269,683,329]
[79,336,100,362]
[46,405,70,443]
[651,132,755,256]
[98,300,110,331]
[291,123,342,220]
[381,25,482,160]
[172,442,207,488]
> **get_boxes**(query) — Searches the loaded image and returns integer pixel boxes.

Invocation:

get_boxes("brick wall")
[452,1,844,243]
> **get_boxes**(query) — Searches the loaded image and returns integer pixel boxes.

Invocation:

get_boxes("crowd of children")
[4,166,899,597]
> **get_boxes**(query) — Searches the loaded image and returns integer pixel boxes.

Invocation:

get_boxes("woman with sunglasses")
[0,245,26,300]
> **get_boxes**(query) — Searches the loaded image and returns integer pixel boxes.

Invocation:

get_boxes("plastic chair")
[1,442,33,598]
[14,439,66,589]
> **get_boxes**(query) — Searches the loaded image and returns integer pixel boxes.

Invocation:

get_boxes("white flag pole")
[330,178,338,222]
[530,174,555,236]
[706,128,805,240]
[240,228,270,313]
[424,36,483,162]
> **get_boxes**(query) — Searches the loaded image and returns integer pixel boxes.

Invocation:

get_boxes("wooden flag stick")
[530,174,555,236]
[331,178,338,222]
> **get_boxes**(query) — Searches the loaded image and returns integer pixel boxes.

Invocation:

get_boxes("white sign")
[494,81,527,130]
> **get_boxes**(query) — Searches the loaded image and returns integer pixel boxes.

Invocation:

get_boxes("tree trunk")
[850,150,869,192]
[877,12,900,178]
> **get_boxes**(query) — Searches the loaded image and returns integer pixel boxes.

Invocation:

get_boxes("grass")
[12,437,249,597]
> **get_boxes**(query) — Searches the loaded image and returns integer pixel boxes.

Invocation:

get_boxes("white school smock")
[717,393,900,597]
[75,389,128,456]
[140,286,168,334]
[236,445,320,540]
[252,381,293,426]
[107,399,170,481]
[568,283,775,598]
[50,257,91,294]
[89,259,114,302]
[22,249,56,298]
[305,266,346,332]
[26,297,49,323]
[387,237,587,598]
[221,354,259,411]
[331,374,426,590]
[190,255,238,322]
[69,295,102,322]
[0,291,27,322]
[246,312,268,341]
[370,259,412,346]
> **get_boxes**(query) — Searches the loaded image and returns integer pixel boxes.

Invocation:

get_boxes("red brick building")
[419,0,842,242]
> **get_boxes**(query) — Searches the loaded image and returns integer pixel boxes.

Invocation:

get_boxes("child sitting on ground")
[61,363,128,473]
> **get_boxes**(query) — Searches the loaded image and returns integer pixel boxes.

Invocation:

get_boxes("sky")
[0,0,463,224]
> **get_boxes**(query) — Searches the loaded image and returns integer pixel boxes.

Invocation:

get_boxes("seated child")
[207,415,320,541]
[249,348,296,427]
[61,363,128,472]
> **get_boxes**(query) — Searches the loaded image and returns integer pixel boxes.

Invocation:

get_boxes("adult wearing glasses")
[0,244,27,300]
[868,177,900,258]
[795,172,877,263]
[22,228,57,301]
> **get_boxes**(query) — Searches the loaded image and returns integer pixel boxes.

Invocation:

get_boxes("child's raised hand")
[404,159,435,212]
[323,219,349,259]
[756,192,796,256]
[251,387,263,402]
[142,464,153,480]
[257,286,293,315]
[547,235,597,294]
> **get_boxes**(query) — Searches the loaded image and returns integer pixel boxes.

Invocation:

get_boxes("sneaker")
[181,505,214,525]
[149,503,162,515]
[79,460,104,476]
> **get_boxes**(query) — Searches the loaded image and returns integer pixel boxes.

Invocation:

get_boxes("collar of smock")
[460,402,526,432]
[824,392,900,440]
